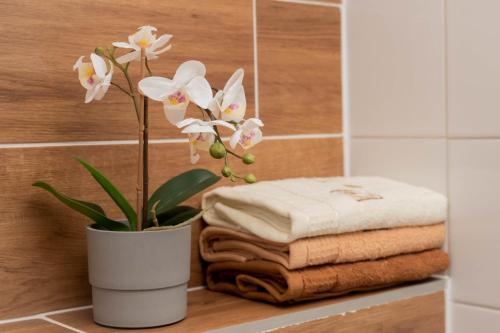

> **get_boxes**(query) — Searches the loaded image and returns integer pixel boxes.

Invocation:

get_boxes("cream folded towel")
[202,177,447,242]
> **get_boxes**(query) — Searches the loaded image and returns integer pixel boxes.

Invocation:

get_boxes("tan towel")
[200,224,445,269]
[206,249,449,303]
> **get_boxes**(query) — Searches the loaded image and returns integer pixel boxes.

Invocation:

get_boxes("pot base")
[92,283,187,328]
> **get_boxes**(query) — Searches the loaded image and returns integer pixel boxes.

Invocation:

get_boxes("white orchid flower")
[187,132,214,164]
[230,118,264,150]
[176,118,236,134]
[138,61,212,125]
[112,26,172,64]
[208,68,246,122]
[177,118,235,164]
[73,54,113,103]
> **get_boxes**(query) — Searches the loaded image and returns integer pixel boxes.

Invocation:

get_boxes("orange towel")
[206,249,449,303]
[200,224,445,269]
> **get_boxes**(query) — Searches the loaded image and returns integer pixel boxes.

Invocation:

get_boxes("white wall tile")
[351,138,447,194]
[347,0,445,137]
[452,302,500,333]
[447,0,500,137]
[448,140,500,308]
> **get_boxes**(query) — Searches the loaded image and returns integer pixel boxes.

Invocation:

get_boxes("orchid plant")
[33,26,264,232]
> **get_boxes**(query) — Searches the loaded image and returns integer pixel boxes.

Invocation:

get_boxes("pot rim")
[86,223,191,234]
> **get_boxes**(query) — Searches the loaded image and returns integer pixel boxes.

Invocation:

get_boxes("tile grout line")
[340,1,350,177]
[352,135,447,139]
[0,133,344,149]
[442,0,453,332]
[274,0,342,9]
[0,286,206,327]
[0,306,93,326]
[252,0,260,119]
[447,136,500,140]
[453,300,500,313]
[352,135,500,140]
[41,316,86,333]
[0,138,187,149]
[264,133,343,140]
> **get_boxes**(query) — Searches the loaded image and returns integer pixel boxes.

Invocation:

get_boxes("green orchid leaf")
[157,206,202,227]
[76,158,137,231]
[146,205,199,229]
[89,223,108,230]
[147,169,220,222]
[144,208,204,231]
[32,181,129,231]
[155,205,198,223]
[74,199,106,215]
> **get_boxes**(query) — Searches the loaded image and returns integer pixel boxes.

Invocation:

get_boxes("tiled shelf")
[0,278,445,333]
[0,319,70,333]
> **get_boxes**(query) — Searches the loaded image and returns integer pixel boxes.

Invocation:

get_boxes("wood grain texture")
[47,290,443,332]
[276,292,445,333]
[0,0,254,143]
[0,320,71,333]
[257,0,342,135]
[0,138,342,319]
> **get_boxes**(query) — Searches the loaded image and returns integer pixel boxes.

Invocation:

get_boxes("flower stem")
[122,68,140,121]
[135,49,147,231]
[110,82,132,96]
[145,58,153,76]
[203,108,223,142]
[226,149,243,159]
[107,53,140,121]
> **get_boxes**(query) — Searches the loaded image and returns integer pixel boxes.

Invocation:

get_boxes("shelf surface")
[40,278,445,333]
[0,278,445,332]
[0,319,71,333]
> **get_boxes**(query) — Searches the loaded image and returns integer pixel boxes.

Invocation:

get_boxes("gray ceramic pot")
[86,224,191,328]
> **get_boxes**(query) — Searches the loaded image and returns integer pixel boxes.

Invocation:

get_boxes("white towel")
[202,177,447,243]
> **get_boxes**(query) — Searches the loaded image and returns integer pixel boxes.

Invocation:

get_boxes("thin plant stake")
[136,48,146,231]
[142,93,149,226]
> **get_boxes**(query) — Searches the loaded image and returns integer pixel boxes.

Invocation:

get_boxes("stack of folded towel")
[200,177,449,303]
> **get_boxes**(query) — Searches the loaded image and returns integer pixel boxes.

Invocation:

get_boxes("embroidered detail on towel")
[330,185,383,202]
[343,184,363,188]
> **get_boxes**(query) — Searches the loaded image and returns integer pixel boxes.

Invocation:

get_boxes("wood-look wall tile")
[0,0,254,143]
[0,138,342,319]
[257,0,342,135]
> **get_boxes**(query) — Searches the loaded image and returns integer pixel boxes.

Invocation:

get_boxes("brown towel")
[207,249,449,303]
[200,224,445,269]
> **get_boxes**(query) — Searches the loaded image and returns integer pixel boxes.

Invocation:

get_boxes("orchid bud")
[94,46,107,57]
[244,174,257,184]
[209,142,226,159]
[221,166,232,177]
[242,153,256,165]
